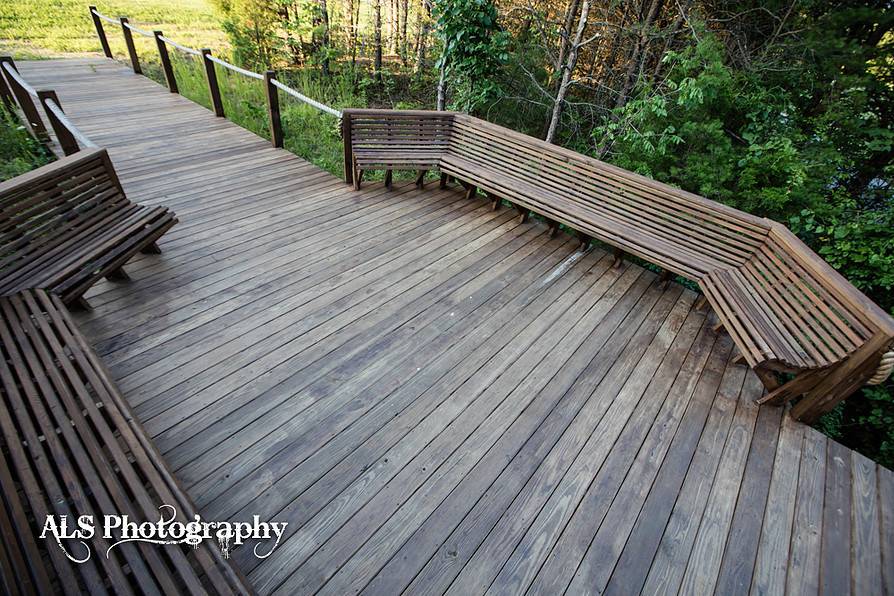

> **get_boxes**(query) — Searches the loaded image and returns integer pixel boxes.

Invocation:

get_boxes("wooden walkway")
[18,58,894,595]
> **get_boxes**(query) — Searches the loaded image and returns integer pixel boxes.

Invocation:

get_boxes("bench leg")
[578,232,592,250]
[384,169,393,190]
[658,270,672,290]
[518,208,531,224]
[754,365,781,392]
[486,192,501,211]
[612,247,624,267]
[71,296,92,311]
[415,170,426,188]
[695,295,708,311]
[464,184,478,200]
[439,173,448,189]
[712,321,725,333]
[758,368,826,406]
[106,267,131,282]
[353,168,364,191]
[141,241,162,255]
[548,220,560,238]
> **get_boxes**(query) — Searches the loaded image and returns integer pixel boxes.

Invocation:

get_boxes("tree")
[544,0,589,142]
[433,0,509,112]
[374,0,383,73]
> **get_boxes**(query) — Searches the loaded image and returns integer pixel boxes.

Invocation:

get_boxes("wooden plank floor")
[18,58,893,595]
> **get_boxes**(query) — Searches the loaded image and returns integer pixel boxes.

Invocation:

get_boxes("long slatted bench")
[0,289,250,595]
[0,148,177,308]
[342,108,894,421]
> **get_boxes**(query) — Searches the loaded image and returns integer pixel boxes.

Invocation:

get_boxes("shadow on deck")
[18,58,893,595]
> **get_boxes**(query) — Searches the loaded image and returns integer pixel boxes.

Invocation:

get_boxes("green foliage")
[214,0,282,69]
[433,0,509,113]
[0,0,226,58]
[595,18,894,467]
[0,107,52,181]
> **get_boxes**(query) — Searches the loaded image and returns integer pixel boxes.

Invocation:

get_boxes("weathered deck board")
[17,57,892,595]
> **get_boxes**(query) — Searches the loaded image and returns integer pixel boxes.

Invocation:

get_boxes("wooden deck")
[17,58,894,595]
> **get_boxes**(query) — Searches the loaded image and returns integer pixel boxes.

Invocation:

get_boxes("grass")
[0,0,227,58]
[0,106,53,180]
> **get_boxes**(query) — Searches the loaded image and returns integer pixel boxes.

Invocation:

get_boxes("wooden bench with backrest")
[0,289,251,595]
[0,148,177,308]
[342,108,894,421]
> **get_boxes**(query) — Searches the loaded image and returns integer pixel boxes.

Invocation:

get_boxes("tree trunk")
[415,0,431,74]
[374,0,383,74]
[545,0,590,143]
[344,0,356,68]
[319,0,330,76]
[614,0,663,110]
[400,0,409,64]
[437,55,447,110]
[543,0,582,136]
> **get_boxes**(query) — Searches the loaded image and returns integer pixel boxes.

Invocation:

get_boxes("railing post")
[154,31,178,93]
[264,70,283,148]
[201,49,224,117]
[120,18,141,74]
[341,111,354,185]
[36,90,79,156]
[89,6,113,58]
[0,62,13,109]
[0,56,48,140]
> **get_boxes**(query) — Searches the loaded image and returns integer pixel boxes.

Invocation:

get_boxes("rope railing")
[123,21,154,38]
[206,55,264,80]
[85,5,343,148]
[159,35,202,57]
[90,8,119,25]
[43,98,98,149]
[1,57,96,155]
[271,78,342,118]
[2,61,37,97]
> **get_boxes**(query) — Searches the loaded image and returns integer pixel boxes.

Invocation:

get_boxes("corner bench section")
[341,109,894,419]
[0,148,177,307]
[0,289,249,595]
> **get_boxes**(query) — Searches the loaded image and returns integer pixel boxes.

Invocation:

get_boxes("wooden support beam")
[0,65,13,110]
[384,169,393,189]
[341,112,353,186]
[415,170,426,188]
[263,70,283,148]
[36,90,79,156]
[154,31,178,93]
[201,49,224,117]
[106,267,130,282]
[120,18,141,74]
[89,6,113,58]
[754,365,781,392]
[140,241,162,255]
[612,246,624,267]
[1,56,48,141]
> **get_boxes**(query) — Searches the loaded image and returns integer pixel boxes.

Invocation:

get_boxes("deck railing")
[87,6,342,150]
[0,57,97,156]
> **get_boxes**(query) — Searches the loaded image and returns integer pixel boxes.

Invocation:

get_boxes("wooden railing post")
[341,111,354,185]
[89,6,113,58]
[0,56,48,140]
[36,90,79,155]
[264,70,283,148]
[201,49,224,117]
[154,31,178,93]
[0,63,13,109]
[120,18,141,74]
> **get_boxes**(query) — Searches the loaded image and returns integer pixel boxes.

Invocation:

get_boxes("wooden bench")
[342,109,894,421]
[0,289,250,595]
[0,148,177,308]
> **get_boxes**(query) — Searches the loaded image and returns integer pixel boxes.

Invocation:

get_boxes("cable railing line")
[206,55,264,80]
[43,98,98,149]
[159,35,202,56]
[270,78,342,118]
[123,21,154,38]
[2,61,38,97]
[90,8,118,25]
[1,56,97,156]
